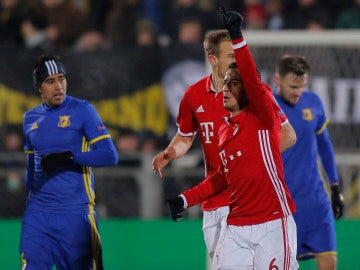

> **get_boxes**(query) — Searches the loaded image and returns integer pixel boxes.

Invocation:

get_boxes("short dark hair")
[276,54,310,78]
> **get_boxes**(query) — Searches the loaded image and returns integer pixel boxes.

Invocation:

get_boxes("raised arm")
[221,7,277,127]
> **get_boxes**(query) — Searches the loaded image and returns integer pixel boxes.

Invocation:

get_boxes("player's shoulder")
[64,96,97,116]
[301,91,322,104]
[184,76,209,95]
[24,104,42,119]
[66,95,93,108]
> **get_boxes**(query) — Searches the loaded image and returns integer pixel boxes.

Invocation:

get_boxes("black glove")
[331,184,344,220]
[41,151,74,175]
[166,196,185,222]
[220,6,244,39]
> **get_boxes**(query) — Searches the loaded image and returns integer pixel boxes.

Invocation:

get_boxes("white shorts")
[202,206,230,257]
[214,215,299,270]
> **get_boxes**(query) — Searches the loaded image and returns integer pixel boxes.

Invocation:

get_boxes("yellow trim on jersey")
[81,137,95,214]
[88,213,102,270]
[89,134,111,145]
[24,150,34,154]
[315,118,329,135]
[21,252,27,270]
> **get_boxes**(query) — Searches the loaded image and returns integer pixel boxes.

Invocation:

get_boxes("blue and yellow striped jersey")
[23,95,116,214]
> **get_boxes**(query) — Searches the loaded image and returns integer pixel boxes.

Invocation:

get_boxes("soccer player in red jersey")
[153,22,296,265]
[166,8,299,270]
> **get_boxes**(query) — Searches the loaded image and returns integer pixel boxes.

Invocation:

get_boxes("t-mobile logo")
[200,122,214,144]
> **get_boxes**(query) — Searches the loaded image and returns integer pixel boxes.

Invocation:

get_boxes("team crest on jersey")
[30,122,38,130]
[302,108,314,121]
[58,115,71,128]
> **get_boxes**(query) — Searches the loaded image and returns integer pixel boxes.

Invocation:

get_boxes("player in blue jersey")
[273,54,344,270]
[20,54,118,270]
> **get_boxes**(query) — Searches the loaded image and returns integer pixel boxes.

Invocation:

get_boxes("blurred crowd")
[0,0,359,53]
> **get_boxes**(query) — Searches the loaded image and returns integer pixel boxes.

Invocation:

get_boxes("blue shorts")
[293,197,337,260]
[20,210,103,270]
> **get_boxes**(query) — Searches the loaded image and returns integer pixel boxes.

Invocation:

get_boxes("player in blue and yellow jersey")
[273,54,344,270]
[20,54,118,269]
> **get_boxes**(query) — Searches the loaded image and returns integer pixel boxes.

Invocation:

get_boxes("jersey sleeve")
[182,170,227,208]
[317,129,339,184]
[23,113,34,203]
[82,101,112,142]
[272,95,289,126]
[232,38,277,128]
[72,101,118,166]
[176,89,197,136]
[314,94,339,184]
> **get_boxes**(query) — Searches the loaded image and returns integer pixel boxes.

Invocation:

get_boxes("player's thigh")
[216,225,254,269]
[295,200,336,256]
[53,213,102,270]
[203,206,229,253]
[254,216,298,270]
[20,212,54,269]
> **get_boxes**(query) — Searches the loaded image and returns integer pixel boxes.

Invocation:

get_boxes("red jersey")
[183,38,296,225]
[177,75,229,210]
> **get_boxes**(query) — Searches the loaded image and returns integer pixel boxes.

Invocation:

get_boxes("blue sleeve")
[25,153,34,204]
[71,101,118,166]
[72,137,118,166]
[317,128,339,184]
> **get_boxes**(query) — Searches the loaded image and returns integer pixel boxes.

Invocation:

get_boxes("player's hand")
[41,151,74,175]
[152,151,170,178]
[219,6,244,39]
[331,184,344,220]
[166,196,185,222]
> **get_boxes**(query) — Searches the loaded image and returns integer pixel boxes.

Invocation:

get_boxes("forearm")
[163,133,194,160]
[317,130,339,184]
[73,138,118,167]
[182,171,226,208]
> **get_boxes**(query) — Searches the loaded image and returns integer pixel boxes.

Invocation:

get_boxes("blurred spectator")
[335,0,360,29]
[306,14,328,30]
[265,0,284,30]
[139,0,168,34]
[20,11,55,51]
[283,0,334,29]
[165,0,215,42]
[0,0,29,46]
[138,130,159,153]
[244,0,267,29]
[104,0,140,48]
[115,129,140,154]
[177,17,203,44]
[73,27,111,52]
[0,127,26,217]
[135,18,158,47]
[30,0,86,50]
[74,0,112,33]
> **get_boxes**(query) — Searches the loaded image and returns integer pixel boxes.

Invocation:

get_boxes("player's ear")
[274,73,280,85]
[208,54,218,67]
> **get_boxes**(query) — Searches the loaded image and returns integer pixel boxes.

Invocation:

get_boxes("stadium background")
[0,30,360,269]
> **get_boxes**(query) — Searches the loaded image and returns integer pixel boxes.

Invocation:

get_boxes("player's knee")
[315,254,337,270]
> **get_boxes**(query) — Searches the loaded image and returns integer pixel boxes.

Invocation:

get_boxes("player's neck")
[211,74,223,92]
